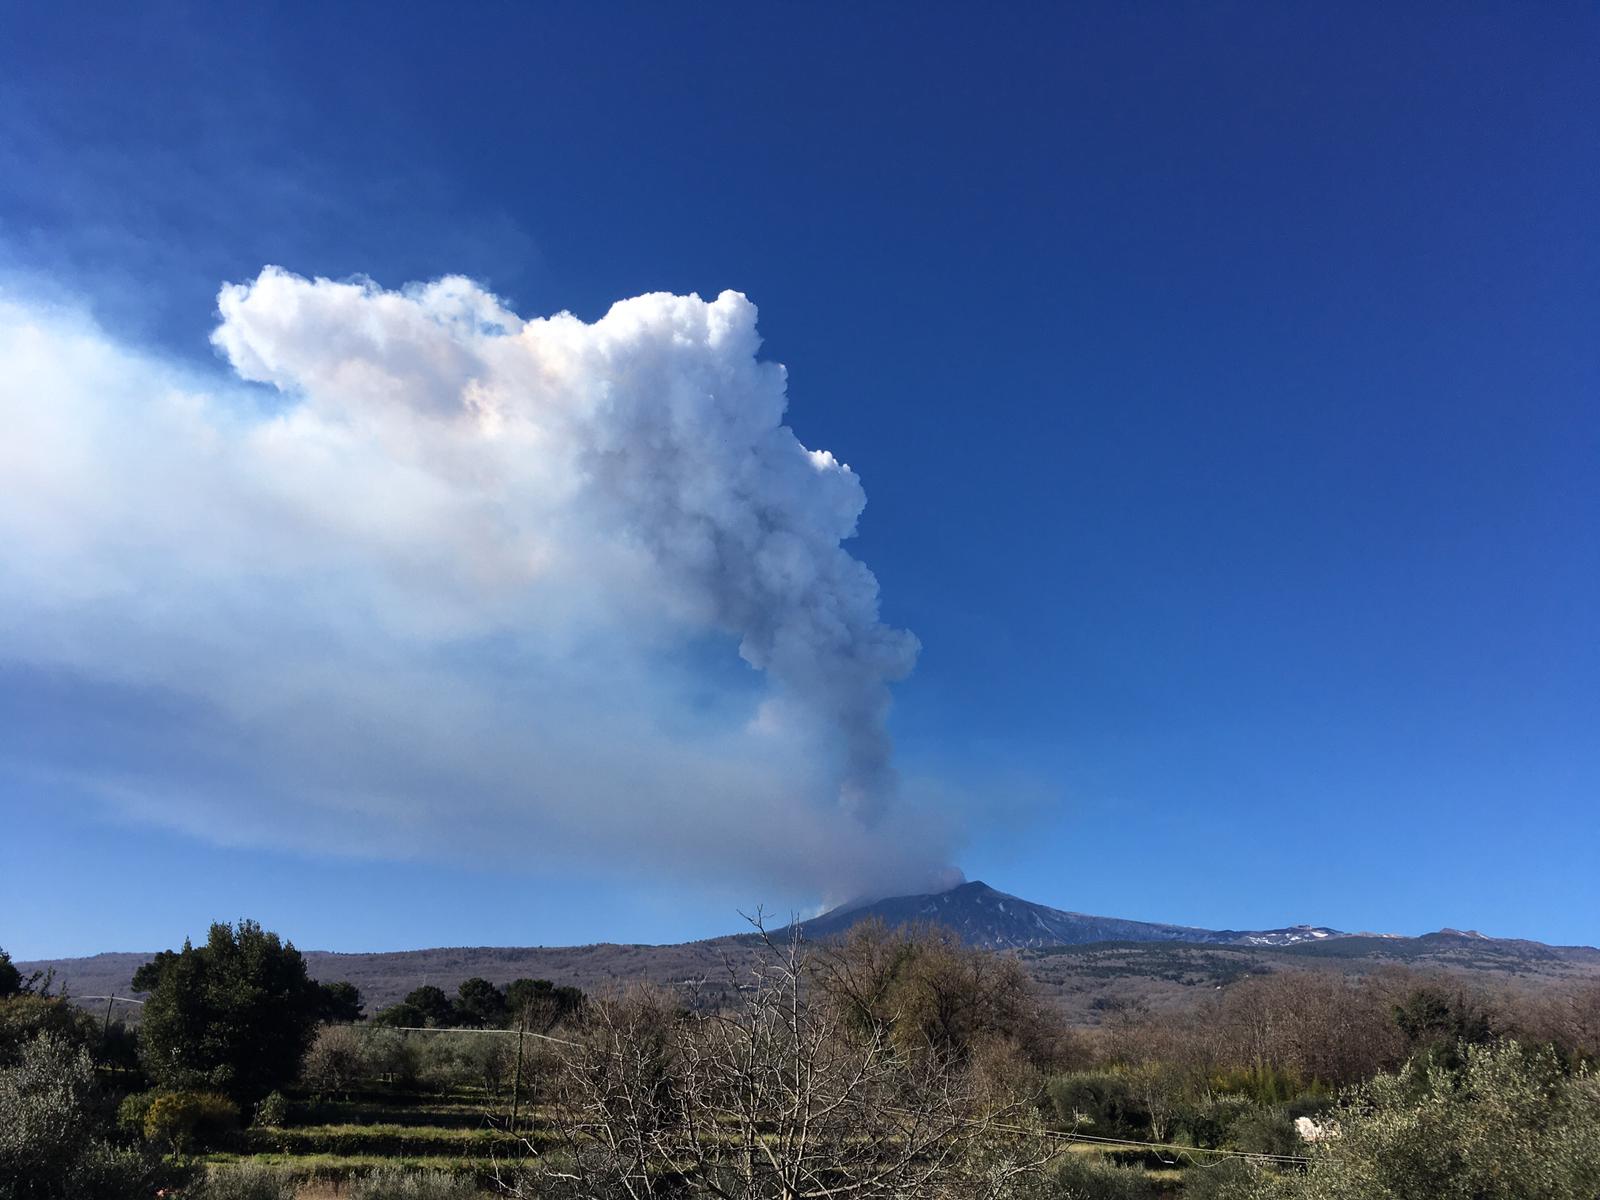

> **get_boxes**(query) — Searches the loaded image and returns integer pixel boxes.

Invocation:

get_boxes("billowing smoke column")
[0,269,946,896]
[212,269,920,825]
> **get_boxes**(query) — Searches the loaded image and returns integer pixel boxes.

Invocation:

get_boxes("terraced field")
[202,1088,544,1188]
[200,1086,1189,1194]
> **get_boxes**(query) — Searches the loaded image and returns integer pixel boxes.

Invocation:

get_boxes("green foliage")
[361,1028,423,1087]
[58,1141,169,1200]
[0,994,98,1066]
[0,1031,167,1200]
[1228,1107,1301,1158]
[143,1090,242,1153]
[1218,1041,1600,1200]
[1391,984,1494,1071]
[137,919,323,1101]
[373,1001,429,1028]
[1183,1158,1279,1200]
[0,948,48,1000]
[255,1090,290,1128]
[242,1123,527,1157]
[1172,1094,1252,1150]
[1210,1064,1306,1107]
[187,1164,299,1200]
[319,981,365,1023]
[1048,1072,1149,1139]
[402,987,456,1028]
[349,1166,481,1200]
[453,978,505,1028]
[132,948,183,993]
[417,1032,511,1093]
[504,978,584,1026]
[1047,1153,1160,1200]
[302,1025,369,1095]
[97,1017,141,1072]
[116,1089,160,1135]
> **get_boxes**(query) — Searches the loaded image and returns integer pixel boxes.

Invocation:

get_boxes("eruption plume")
[0,271,945,896]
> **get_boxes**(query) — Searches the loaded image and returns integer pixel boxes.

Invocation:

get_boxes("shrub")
[0,1032,167,1200]
[1183,1158,1279,1200]
[142,1090,241,1153]
[188,1163,299,1200]
[254,1089,289,1128]
[1210,1063,1305,1107]
[1174,1094,1252,1149]
[302,1024,368,1095]
[1047,1154,1160,1200]
[1228,1106,1301,1157]
[116,1088,160,1134]
[1213,1041,1600,1199]
[0,994,99,1065]
[59,1139,166,1200]
[1048,1072,1149,1139]
[350,1167,479,1200]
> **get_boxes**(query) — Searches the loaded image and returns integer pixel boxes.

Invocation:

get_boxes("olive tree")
[0,1032,161,1200]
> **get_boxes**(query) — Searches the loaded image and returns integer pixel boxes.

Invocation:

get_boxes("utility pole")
[509,1010,528,1132]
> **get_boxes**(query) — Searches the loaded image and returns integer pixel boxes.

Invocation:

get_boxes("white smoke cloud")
[0,270,948,898]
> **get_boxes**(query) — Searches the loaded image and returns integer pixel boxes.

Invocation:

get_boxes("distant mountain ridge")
[789,880,1346,950]
[19,881,1598,1018]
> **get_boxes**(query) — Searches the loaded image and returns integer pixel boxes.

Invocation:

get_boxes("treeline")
[1067,962,1600,1100]
[370,977,584,1031]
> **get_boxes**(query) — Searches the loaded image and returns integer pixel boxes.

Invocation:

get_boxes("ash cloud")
[0,271,945,899]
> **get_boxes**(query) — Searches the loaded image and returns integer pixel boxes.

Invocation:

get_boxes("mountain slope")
[792,880,1342,950]
[19,883,1597,1022]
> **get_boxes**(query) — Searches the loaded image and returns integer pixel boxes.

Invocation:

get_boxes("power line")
[328,1022,580,1048]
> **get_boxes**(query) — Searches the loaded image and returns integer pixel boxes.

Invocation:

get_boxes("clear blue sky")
[2,2,1596,960]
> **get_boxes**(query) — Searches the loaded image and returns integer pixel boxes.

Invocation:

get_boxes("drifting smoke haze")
[0,270,955,900]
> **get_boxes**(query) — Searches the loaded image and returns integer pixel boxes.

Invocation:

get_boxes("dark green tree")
[131,951,179,994]
[317,981,364,1023]
[401,985,456,1027]
[505,978,584,1028]
[371,1001,427,1028]
[135,920,322,1102]
[0,947,47,999]
[454,978,506,1028]
[1393,984,1494,1071]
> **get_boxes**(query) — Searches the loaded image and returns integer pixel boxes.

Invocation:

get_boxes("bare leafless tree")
[498,918,1054,1200]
